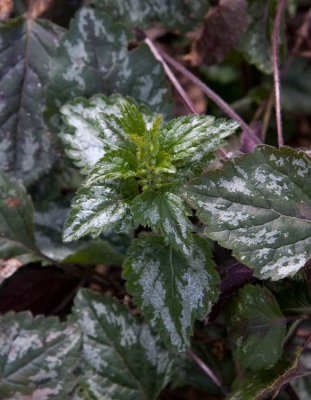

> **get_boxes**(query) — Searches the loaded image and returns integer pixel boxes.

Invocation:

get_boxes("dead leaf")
[0,0,13,20]
[27,0,53,19]
[186,0,247,66]
[0,258,23,284]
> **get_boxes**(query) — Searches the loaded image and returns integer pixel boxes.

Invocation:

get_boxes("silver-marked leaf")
[160,115,238,173]
[123,235,219,352]
[240,0,276,74]
[0,312,81,399]
[227,284,286,370]
[0,170,38,258]
[0,17,63,186]
[227,349,308,400]
[60,94,155,173]
[73,288,173,400]
[185,146,311,280]
[107,44,172,118]
[90,0,210,32]
[46,9,172,130]
[130,191,194,256]
[63,176,138,242]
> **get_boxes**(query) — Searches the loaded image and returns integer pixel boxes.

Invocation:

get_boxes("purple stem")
[272,0,286,147]
[188,349,228,395]
[161,52,258,143]
[144,38,198,115]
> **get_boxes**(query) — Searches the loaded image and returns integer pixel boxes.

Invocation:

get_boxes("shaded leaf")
[185,146,311,280]
[63,239,124,265]
[123,235,219,352]
[190,0,247,65]
[227,284,286,370]
[46,8,172,129]
[90,0,210,32]
[240,0,277,74]
[0,16,63,186]
[0,170,37,258]
[0,312,81,398]
[227,348,308,400]
[73,288,173,400]
[282,58,311,115]
[63,177,138,242]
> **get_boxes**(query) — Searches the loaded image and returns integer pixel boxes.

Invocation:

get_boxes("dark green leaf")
[0,17,63,186]
[63,239,124,265]
[282,58,311,115]
[0,170,37,258]
[46,9,172,129]
[0,312,81,398]
[89,0,210,32]
[227,284,286,370]
[227,349,308,400]
[240,0,277,74]
[73,288,173,400]
[185,146,311,280]
[123,235,219,352]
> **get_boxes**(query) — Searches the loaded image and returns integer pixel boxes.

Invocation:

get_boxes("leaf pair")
[0,289,173,400]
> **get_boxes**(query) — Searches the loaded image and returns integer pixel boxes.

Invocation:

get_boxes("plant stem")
[188,349,228,395]
[144,38,198,115]
[272,0,286,147]
[161,52,258,142]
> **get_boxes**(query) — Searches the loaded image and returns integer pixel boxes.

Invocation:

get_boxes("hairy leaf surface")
[227,284,286,370]
[0,170,37,258]
[61,94,155,173]
[123,235,219,352]
[46,9,171,129]
[0,312,81,399]
[73,289,173,400]
[63,176,138,242]
[131,191,194,255]
[185,146,311,280]
[0,17,63,186]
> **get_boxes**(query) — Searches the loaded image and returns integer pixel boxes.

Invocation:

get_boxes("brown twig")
[272,0,286,147]
[144,38,199,115]
[188,349,228,395]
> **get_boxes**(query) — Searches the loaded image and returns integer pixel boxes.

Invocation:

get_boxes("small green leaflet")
[185,146,311,280]
[0,170,37,259]
[46,8,172,130]
[0,17,63,186]
[73,288,173,400]
[123,235,219,352]
[227,284,286,370]
[89,0,210,32]
[0,312,81,399]
[61,94,156,174]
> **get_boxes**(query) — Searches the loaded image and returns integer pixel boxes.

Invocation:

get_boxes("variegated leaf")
[185,146,311,280]
[123,235,219,352]
[73,289,173,400]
